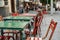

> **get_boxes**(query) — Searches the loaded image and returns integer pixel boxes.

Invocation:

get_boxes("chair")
[0,36,14,40]
[12,12,19,16]
[36,12,43,27]
[36,15,43,37]
[42,8,47,14]
[31,12,43,37]
[25,14,43,38]
[0,16,3,21]
[26,19,57,40]
[3,30,20,40]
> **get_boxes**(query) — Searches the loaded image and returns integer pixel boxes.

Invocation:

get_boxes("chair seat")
[26,37,42,40]
[24,28,34,34]
[3,30,20,34]
[24,29,30,32]
[24,29,30,35]
[0,36,14,40]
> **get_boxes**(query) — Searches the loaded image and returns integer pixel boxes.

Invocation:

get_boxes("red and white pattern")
[26,37,42,40]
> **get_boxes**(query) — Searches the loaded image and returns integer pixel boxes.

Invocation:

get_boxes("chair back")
[43,19,57,40]
[32,12,43,36]
[36,12,43,28]
[42,8,47,14]
[32,16,38,36]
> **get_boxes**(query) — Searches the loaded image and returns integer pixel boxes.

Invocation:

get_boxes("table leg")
[1,29,3,36]
[19,30,22,40]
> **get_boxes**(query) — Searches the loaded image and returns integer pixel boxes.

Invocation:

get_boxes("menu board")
[0,0,4,7]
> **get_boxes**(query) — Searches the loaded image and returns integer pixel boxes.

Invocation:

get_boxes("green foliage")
[40,0,55,4]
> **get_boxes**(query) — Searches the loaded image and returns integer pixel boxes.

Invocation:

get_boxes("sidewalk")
[41,14,60,40]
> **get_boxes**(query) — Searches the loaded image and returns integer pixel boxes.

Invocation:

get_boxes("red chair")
[24,16,38,38]
[0,36,14,40]
[26,19,57,40]
[0,16,3,21]
[3,30,20,40]
[36,12,43,27]
[12,12,19,16]
[25,12,44,38]
[32,12,43,36]
[25,15,43,38]
[42,9,47,14]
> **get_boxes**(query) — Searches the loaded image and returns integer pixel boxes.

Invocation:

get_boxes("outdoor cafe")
[0,9,57,40]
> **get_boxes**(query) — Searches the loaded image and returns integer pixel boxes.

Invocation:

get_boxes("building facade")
[0,0,40,16]
[0,0,17,16]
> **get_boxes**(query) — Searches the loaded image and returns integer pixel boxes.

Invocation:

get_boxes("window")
[0,0,4,7]
[4,0,8,5]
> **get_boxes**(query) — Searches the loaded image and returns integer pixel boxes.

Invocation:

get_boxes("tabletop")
[0,21,29,30]
[3,16,33,21]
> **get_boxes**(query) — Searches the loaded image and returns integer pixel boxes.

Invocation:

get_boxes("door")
[11,0,15,13]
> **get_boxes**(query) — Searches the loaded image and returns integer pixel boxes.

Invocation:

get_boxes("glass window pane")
[4,0,8,1]
[4,2,8,5]
[0,0,2,1]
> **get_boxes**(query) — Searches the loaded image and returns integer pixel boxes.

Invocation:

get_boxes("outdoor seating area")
[0,9,58,40]
[0,0,60,40]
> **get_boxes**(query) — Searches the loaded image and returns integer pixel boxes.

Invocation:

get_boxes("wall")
[0,7,6,17]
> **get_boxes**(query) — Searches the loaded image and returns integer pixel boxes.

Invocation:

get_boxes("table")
[0,21,29,40]
[3,16,33,21]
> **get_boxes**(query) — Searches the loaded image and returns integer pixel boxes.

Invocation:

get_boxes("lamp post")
[46,0,48,11]
[47,0,48,4]
[51,0,53,14]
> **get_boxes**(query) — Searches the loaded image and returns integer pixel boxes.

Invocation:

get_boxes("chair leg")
[16,34,18,40]
[13,33,15,40]
[37,26,41,37]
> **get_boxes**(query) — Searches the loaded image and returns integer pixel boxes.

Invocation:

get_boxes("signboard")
[56,1,60,8]
[24,0,29,2]
[0,0,4,7]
